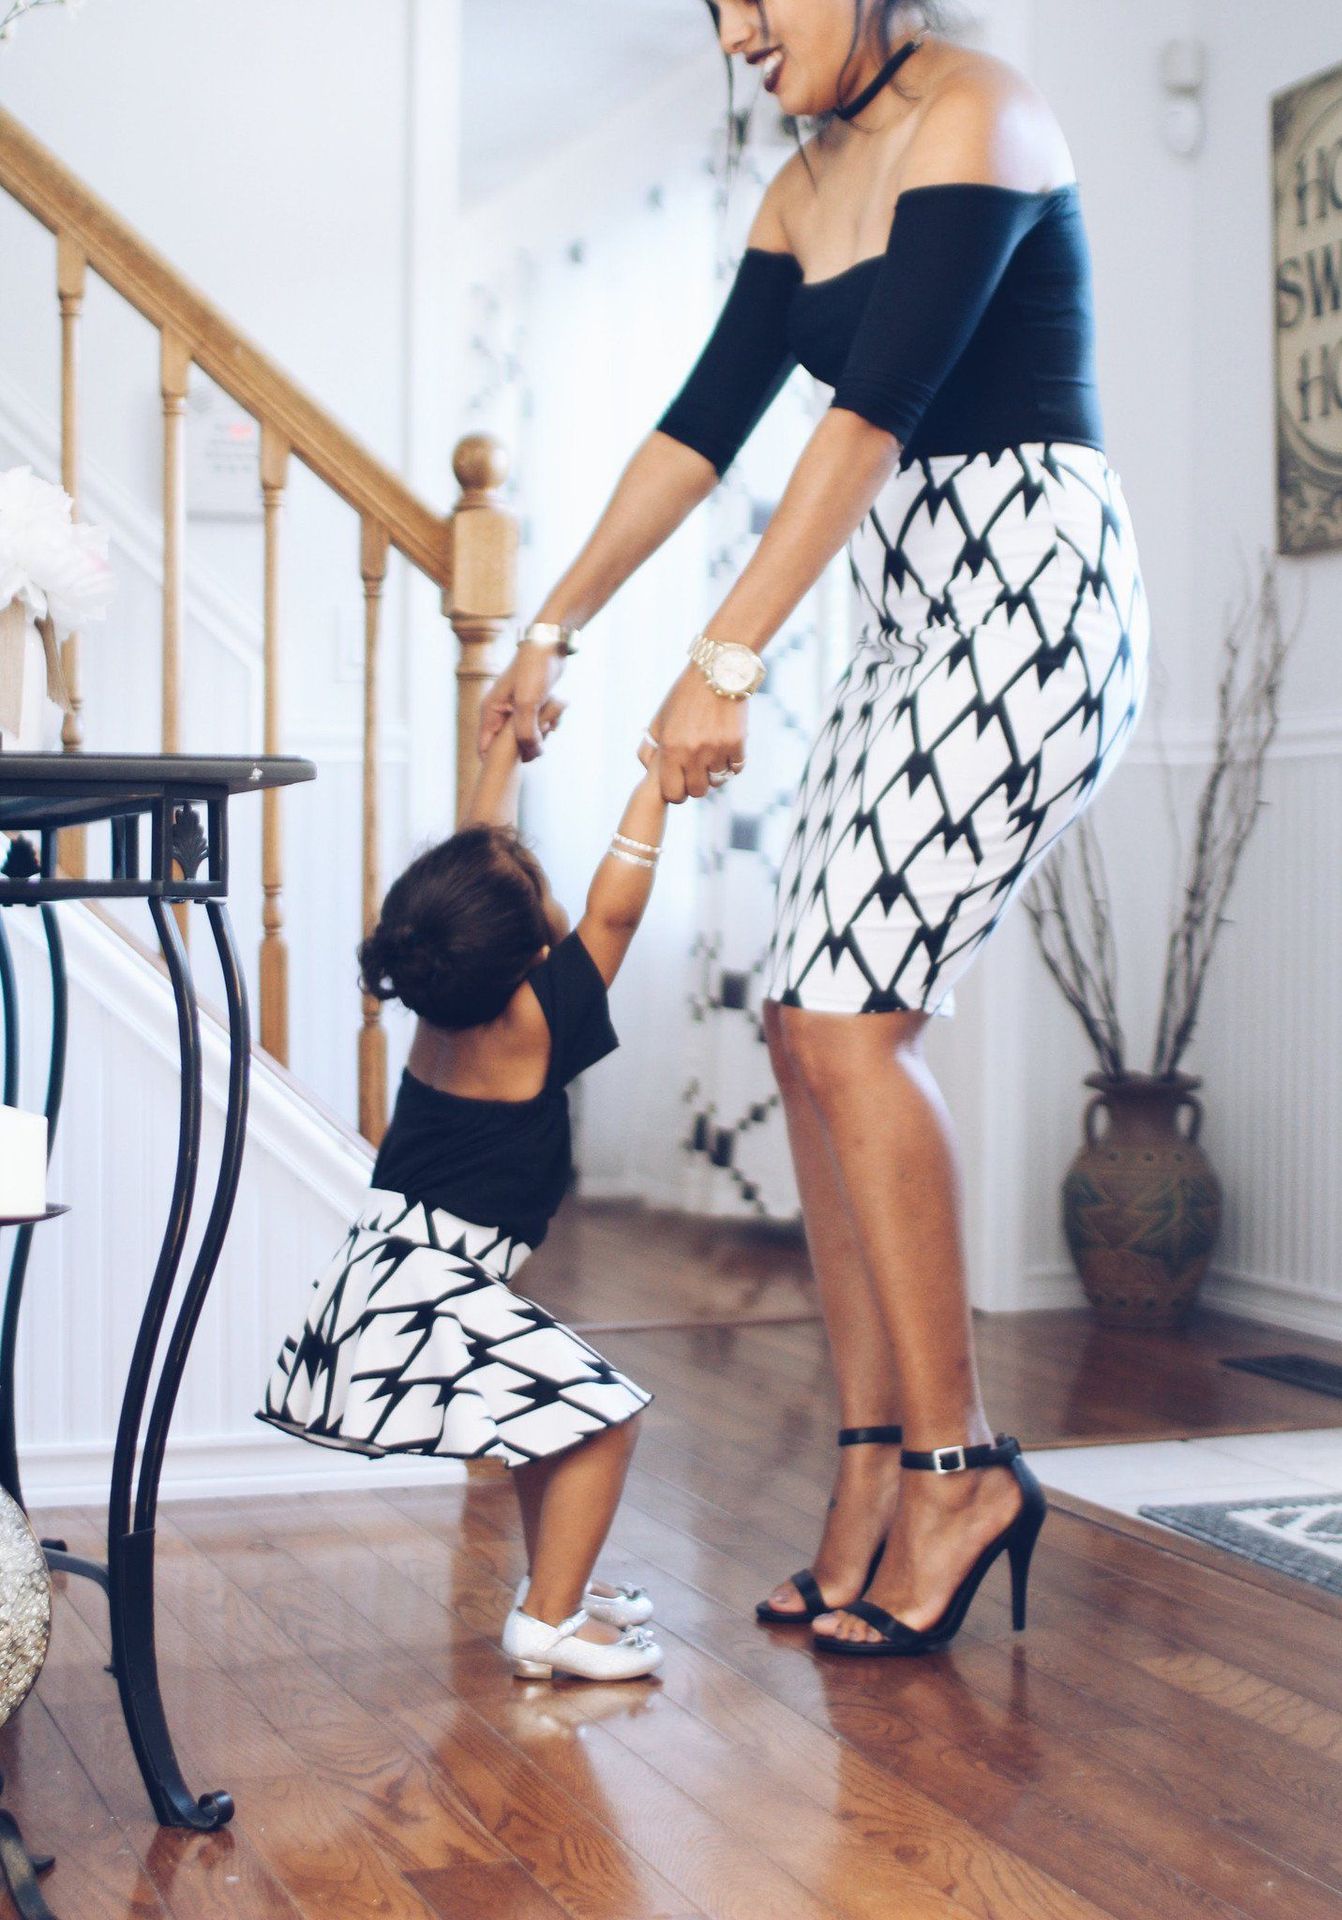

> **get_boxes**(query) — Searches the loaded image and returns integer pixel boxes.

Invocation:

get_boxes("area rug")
[1138,1491,1342,1596]
[1220,1354,1342,1401]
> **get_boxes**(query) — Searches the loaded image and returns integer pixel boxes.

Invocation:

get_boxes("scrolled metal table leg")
[105,897,232,1830]
[0,1772,56,1920]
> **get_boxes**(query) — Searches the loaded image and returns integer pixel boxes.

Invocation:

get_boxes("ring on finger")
[642,729,659,752]
[707,769,731,788]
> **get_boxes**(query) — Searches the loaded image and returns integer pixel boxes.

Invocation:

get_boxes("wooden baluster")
[259,424,291,1063]
[161,331,190,939]
[359,519,391,1145]
[445,435,518,823]
[56,233,87,876]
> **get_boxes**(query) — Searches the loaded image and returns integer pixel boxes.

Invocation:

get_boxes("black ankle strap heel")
[814,1433,1048,1656]
[754,1425,902,1625]
[899,1436,1020,1474]
[838,1424,903,1448]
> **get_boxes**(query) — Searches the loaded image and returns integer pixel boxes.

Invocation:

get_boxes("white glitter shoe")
[514,1574,655,1630]
[501,1607,663,1682]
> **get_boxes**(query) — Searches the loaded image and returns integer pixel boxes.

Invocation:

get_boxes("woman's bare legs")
[512,1415,642,1646]
[772,1004,1022,1644]
[759,1001,904,1615]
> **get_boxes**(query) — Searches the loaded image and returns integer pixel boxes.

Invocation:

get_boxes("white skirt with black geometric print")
[764,443,1150,1016]
[259,1189,651,1468]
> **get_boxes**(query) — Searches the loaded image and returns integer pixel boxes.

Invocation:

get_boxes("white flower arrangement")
[0,467,113,639]
[0,0,84,45]
[0,467,112,744]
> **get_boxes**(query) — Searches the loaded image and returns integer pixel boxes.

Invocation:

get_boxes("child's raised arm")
[460,721,524,830]
[576,762,669,985]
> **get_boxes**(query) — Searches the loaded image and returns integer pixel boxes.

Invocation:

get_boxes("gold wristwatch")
[519,621,580,659]
[688,632,766,700]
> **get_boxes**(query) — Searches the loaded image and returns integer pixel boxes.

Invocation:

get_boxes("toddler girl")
[261,710,667,1682]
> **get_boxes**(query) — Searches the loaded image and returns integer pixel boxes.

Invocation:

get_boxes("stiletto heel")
[755,1424,902,1625]
[1007,1502,1045,1630]
[813,1436,1047,1657]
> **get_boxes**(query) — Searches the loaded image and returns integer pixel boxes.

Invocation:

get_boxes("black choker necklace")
[834,38,922,122]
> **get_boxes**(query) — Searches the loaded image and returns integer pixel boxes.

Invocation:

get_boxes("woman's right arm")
[479,434,717,761]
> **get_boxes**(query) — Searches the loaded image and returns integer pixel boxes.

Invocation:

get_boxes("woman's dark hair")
[358,825,550,1032]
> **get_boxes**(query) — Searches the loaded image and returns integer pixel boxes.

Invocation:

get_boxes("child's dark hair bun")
[357,824,550,1032]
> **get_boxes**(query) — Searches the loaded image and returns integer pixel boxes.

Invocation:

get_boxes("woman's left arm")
[649,74,1060,803]
[646,409,901,802]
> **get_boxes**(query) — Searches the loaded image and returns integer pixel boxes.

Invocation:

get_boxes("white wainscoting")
[3,895,465,1506]
[1010,715,1342,1337]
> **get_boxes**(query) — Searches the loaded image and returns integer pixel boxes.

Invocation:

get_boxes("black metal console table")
[0,754,314,1848]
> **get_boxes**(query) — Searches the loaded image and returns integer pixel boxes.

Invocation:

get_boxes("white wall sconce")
[1161,39,1207,159]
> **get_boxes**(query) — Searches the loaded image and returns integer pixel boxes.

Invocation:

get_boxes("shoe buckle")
[931,1445,968,1474]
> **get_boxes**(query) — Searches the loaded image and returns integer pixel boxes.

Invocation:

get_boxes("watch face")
[715,646,759,695]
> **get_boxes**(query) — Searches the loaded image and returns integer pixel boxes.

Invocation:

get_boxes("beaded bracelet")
[613,831,661,858]
[609,844,657,870]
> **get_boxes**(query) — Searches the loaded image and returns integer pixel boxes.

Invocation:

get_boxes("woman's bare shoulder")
[903,47,1073,193]
[746,146,814,255]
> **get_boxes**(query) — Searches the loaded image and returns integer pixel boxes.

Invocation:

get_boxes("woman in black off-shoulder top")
[481,2,1148,1659]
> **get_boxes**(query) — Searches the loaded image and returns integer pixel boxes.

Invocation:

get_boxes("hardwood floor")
[6,1203,1342,1920]
[537,1201,1342,1444]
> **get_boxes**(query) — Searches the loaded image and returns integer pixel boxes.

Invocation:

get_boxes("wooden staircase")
[0,105,519,1143]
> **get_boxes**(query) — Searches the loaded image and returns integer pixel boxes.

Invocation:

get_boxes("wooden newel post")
[445,434,518,824]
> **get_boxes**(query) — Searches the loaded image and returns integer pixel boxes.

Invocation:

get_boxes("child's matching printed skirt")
[259,1189,651,1468]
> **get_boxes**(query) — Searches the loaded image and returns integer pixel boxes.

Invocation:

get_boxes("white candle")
[0,1106,47,1219]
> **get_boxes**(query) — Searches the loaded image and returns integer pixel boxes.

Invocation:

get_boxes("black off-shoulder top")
[657,183,1104,474]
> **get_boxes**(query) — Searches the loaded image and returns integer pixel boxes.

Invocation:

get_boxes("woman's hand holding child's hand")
[479,645,566,760]
[639,667,747,804]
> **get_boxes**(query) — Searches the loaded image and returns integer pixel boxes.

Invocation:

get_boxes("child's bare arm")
[575,763,669,985]
[460,723,523,830]
[460,707,572,938]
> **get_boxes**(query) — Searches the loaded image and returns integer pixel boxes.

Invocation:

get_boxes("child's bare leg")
[513,1454,549,1571]
[515,1416,642,1643]
[514,1448,635,1606]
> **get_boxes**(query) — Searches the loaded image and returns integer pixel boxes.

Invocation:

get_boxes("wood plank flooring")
[6,1203,1342,1919]
[537,1202,1342,1444]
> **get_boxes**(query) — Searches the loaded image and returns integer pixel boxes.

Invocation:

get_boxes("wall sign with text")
[1274,60,1342,555]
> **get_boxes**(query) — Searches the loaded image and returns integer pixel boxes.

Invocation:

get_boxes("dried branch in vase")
[1024,553,1295,1083]
[1022,815,1126,1078]
[1151,559,1293,1075]
[0,0,83,45]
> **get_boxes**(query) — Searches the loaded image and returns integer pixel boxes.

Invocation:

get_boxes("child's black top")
[371,931,618,1250]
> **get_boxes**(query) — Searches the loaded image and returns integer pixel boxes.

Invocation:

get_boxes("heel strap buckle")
[930,1445,968,1474]
[901,1436,1023,1474]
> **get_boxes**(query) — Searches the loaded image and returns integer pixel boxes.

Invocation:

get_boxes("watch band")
[520,621,579,658]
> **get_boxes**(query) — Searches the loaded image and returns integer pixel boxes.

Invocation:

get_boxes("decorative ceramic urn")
[1062,1071,1223,1329]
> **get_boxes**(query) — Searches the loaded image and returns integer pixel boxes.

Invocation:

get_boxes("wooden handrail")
[1,106,521,1143]
[0,107,450,584]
